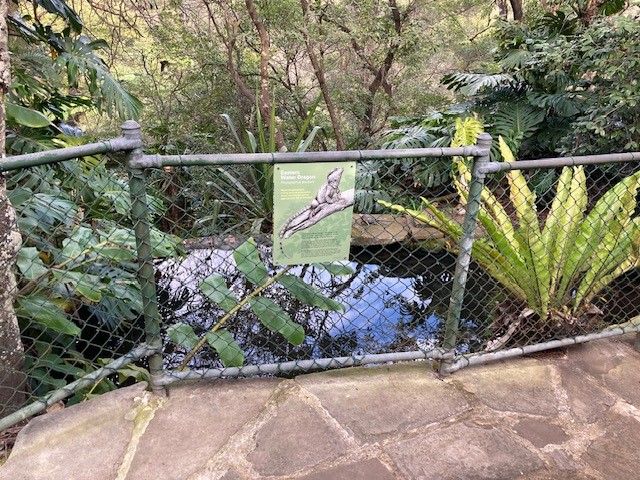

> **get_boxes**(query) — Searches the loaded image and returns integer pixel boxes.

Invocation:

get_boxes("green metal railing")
[1,120,639,430]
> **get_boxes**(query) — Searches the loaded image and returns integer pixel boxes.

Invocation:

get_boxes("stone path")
[2,334,640,479]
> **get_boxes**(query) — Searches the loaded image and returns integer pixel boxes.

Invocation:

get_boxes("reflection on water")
[157,243,505,370]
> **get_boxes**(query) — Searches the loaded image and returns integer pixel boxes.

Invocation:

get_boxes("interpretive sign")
[273,162,356,265]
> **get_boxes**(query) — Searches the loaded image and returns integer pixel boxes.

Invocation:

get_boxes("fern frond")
[442,73,517,96]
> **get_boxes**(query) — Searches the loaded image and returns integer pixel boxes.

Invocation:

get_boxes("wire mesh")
[3,142,640,427]
[457,164,640,357]
[1,154,169,419]
[151,161,459,379]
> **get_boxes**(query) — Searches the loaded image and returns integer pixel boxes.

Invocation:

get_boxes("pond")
[157,238,640,372]
[157,243,506,370]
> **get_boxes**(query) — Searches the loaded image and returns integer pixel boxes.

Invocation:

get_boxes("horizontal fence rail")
[2,120,640,431]
[480,151,640,173]
[132,145,489,169]
[0,137,141,172]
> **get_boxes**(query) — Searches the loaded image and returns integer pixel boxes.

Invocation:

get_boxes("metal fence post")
[121,120,166,394]
[440,133,492,374]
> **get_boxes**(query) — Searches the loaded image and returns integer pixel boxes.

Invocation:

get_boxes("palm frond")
[442,73,517,96]
[490,102,545,151]
[56,38,142,120]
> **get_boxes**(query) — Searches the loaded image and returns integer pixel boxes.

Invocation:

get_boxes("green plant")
[9,152,181,401]
[167,238,351,368]
[355,108,473,214]
[209,97,322,232]
[380,137,640,347]
[442,11,640,159]
[6,0,142,155]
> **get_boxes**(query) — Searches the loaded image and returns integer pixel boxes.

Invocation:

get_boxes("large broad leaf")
[233,239,268,286]
[502,137,550,316]
[451,117,484,147]
[279,275,345,312]
[37,0,84,33]
[61,226,97,261]
[16,247,49,280]
[52,270,103,302]
[205,329,244,367]
[167,323,199,351]
[34,353,85,377]
[56,38,143,120]
[249,297,305,346]
[559,169,640,297]
[101,227,178,258]
[442,72,516,96]
[5,103,52,128]
[316,262,356,276]
[543,167,587,300]
[15,295,81,336]
[200,274,238,312]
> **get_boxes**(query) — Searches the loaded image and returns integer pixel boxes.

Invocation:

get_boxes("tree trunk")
[509,0,523,20]
[497,0,509,19]
[300,0,346,151]
[0,0,26,416]
[245,0,286,151]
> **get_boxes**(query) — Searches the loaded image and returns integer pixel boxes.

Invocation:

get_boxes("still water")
[158,244,504,369]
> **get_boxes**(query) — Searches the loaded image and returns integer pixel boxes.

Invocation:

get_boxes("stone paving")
[2,334,640,479]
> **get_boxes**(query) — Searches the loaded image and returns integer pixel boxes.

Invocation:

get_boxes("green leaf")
[167,323,199,351]
[52,270,103,302]
[61,226,97,261]
[249,297,305,346]
[205,329,244,367]
[16,295,81,336]
[442,72,516,96]
[5,102,52,127]
[233,238,268,286]
[30,368,67,389]
[293,93,323,152]
[16,247,49,280]
[200,274,238,312]
[117,365,151,383]
[315,262,356,276]
[37,0,84,33]
[220,114,246,153]
[35,353,85,377]
[502,137,550,317]
[279,275,346,312]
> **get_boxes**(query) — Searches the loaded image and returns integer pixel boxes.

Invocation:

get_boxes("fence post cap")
[476,132,493,145]
[121,120,141,139]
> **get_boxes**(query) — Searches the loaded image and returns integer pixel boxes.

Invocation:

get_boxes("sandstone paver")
[385,421,544,480]
[247,395,352,476]
[557,363,615,424]
[454,358,559,416]
[513,418,569,448]
[582,412,640,479]
[0,382,147,480]
[298,458,397,480]
[126,379,280,480]
[297,363,469,443]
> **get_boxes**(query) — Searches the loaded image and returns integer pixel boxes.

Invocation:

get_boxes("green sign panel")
[273,162,356,266]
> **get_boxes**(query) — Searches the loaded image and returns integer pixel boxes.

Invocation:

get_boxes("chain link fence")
[1,123,639,430]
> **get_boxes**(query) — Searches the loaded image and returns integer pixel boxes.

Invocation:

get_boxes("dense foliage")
[442,6,640,159]
[382,133,640,350]
[4,0,640,402]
